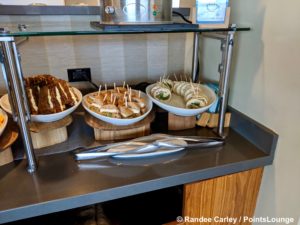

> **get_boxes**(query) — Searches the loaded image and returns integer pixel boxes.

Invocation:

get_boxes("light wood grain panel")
[147,33,169,81]
[183,168,264,225]
[168,113,196,130]
[31,127,68,149]
[168,33,186,74]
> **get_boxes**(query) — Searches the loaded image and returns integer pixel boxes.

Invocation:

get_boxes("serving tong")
[74,134,224,161]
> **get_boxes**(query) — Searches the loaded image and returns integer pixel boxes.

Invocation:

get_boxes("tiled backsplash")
[0,15,193,94]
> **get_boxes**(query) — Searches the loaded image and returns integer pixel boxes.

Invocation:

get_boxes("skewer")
[113,96,117,105]
[139,90,141,98]
[123,81,126,88]
[98,85,102,97]
[190,80,196,94]
[174,73,178,81]
[114,82,116,90]
[110,93,113,103]
[117,87,120,93]
[125,97,128,108]
[103,94,108,102]
[105,84,107,92]
[127,84,129,91]
[129,88,132,102]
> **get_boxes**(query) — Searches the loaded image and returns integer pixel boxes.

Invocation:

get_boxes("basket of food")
[146,78,217,117]
[0,75,82,123]
[83,84,153,126]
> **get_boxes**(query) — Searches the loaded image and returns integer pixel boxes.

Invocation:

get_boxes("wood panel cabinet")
[165,168,264,225]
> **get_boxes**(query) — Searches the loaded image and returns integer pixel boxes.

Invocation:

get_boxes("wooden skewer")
[129,88,132,102]
[125,97,128,108]
[139,90,141,98]
[190,81,196,95]
[123,81,126,88]
[105,84,107,92]
[117,87,120,93]
[174,73,178,81]
[110,93,113,103]
[114,82,116,90]
[98,85,102,96]
[103,94,108,102]
[113,96,117,105]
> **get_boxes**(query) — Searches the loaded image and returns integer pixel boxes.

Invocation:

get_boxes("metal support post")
[217,31,235,137]
[192,32,200,82]
[0,37,37,173]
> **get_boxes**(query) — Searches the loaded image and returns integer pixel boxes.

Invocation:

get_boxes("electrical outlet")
[68,68,91,82]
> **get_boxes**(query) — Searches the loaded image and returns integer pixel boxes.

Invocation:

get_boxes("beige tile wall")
[0,15,193,94]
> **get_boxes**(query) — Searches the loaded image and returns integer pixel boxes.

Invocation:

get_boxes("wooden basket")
[85,112,155,141]
[168,113,196,131]
[29,116,73,149]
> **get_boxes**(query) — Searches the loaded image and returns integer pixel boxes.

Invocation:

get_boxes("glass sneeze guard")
[0,15,250,37]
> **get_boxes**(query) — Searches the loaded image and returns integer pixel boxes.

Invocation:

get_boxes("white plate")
[112,147,185,159]
[0,88,82,123]
[82,91,153,126]
[0,108,8,137]
[146,83,217,116]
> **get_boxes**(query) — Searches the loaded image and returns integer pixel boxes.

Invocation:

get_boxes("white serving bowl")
[0,88,82,123]
[82,91,153,126]
[0,108,8,137]
[146,83,217,117]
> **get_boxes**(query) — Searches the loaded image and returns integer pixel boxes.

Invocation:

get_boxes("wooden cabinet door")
[183,168,264,225]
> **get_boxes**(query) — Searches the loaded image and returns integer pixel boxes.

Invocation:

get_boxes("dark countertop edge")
[0,155,273,224]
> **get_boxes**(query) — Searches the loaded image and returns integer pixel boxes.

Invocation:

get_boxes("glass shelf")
[0,15,250,37]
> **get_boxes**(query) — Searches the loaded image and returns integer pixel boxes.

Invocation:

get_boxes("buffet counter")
[0,107,278,224]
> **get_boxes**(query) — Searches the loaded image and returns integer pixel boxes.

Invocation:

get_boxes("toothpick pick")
[114,82,116,90]
[129,88,132,102]
[105,84,107,92]
[117,87,120,93]
[103,94,107,102]
[123,81,125,88]
[190,81,196,94]
[113,96,116,105]
[98,85,102,96]
[125,97,128,108]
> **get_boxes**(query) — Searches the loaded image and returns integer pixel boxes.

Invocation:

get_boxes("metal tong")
[74,134,224,161]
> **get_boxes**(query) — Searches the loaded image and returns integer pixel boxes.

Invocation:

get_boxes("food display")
[146,76,217,117]
[85,85,147,119]
[0,108,8,137]
[83,84,153,126]
[0,75,82,123]
[151,79,209,109]
[25,75,79,115]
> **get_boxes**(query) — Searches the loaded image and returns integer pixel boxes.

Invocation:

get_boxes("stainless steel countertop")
[0,108,277,223]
